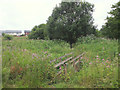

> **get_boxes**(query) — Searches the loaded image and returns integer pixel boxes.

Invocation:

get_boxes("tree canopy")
[47,1,96,48]
[100,1,120,39]
[28,24,47,39]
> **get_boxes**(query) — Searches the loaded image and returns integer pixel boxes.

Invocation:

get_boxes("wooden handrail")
[54,52,85,77]
[50,52,73,63]
[70,53,85,63]
[54,57,72,68]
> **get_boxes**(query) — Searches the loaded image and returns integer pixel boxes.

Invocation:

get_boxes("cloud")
[0,0,119,30]
[0,0,61,30]
[86,0,119,29]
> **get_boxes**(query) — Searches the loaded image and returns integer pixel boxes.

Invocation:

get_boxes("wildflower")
[103,47,104,50]
[44,51,48,54]
[119,54,120,56]
[32,53,38,58]
[96,55,99,57]
[89,62,92,64]
[102,59,104,61]
[47,54,51,57]
[96,58,99,60]
[81,57,83,59]
[59,67,61,70]
[106,60,109,63]
[106,65,110,68]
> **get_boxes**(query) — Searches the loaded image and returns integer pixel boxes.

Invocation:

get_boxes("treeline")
[28,24,48,40]
[100,1,120,39]
[28,1,119,48]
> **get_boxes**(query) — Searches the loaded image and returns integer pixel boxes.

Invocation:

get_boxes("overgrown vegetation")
[2,36,118,88]
[2,0,119,88]
[3,34,13,40]
[100,1,120,39]
[47,2,96,48]
[28,1,96,48]
[28,24,47,40]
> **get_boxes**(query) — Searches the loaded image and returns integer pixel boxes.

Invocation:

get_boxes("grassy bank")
[2,36,118,88]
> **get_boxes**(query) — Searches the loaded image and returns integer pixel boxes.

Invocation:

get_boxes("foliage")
[2,33,5,36]
[28,24,47,39]
[77,34,97,44]
[2,37,118,88]
[3,34,13,40]
[100,1,120,39]
[47,1,96,48]
[95,29,103,37]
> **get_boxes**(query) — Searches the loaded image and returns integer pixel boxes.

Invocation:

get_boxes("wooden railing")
[50,52,73,63]
[50,52,85,76]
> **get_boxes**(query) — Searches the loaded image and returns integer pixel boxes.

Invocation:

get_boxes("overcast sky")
[0,0,119,31]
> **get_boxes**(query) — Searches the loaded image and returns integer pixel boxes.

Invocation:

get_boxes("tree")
[95,29,102,37]
[100,1,120,39]
[47,1,96,48]
[4,34,13,40]
[28,24,46,39]
[2,33,5,36]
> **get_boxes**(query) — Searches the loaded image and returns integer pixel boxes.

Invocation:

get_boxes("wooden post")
[60,58,62,62]
[78,57,81,72]
[79,57,81,66]
[64,64,67,76]
[73,61,75,67]
[60,58,62,71]
[73,61,77,72]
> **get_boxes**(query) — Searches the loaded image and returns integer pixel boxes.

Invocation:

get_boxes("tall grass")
[2,36,118,88]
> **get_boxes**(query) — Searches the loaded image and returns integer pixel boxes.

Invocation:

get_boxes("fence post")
[73,61,77,72]
[60,58,62,62]
[79,57,81,66]
[78,57,81,72]
[59,58,62,71]
[64,64,67,76]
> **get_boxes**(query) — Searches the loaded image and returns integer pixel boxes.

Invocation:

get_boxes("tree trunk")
[70,43,72,49]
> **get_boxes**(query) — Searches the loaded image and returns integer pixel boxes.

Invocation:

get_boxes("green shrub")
[77,34,96,44]
[2,33,5,36]
[2,36,118,88]
[4,34,13,40]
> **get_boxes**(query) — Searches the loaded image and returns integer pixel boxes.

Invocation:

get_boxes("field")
[2,36,118,88]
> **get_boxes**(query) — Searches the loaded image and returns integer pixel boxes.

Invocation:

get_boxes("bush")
[77,34,96,44]
[4,34,13,40]
[2,33,5,36]
[28,24,46,40]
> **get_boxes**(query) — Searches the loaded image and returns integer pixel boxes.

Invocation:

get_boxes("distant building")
[2,30,31,36]
[24,30,31,36]
[3,30,22,36]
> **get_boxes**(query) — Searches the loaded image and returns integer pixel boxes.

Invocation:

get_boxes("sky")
[0,0,119,31]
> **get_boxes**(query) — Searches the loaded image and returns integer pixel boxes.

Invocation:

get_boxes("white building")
[4,30,23,36]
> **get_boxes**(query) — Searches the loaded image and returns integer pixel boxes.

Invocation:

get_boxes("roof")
[4,30,22,33]
[24,30,31,33]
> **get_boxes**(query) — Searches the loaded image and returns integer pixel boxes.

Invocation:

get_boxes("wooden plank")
[75,59,80,65]
[54,57,72,68]
[59,52,73,59]
[56,69,65,76]
[70,53,84,63]
[57,70,62,75]
[75,60,83,65]
[64,64,67,75]
[50,52,73,63]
